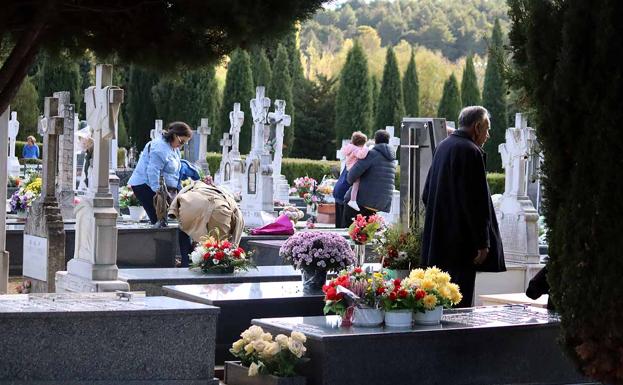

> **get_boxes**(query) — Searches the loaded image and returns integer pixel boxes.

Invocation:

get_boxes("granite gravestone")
[241,86,275,226]
[53,91,76,219]
[7,111,20,177]
[56,64,129,293]
[399,117,447,230]
[164,281,324,363]
[497,113,540,264]
[268,99,291,204]
[254,306,590,385]
[23,97,66,293]
[0,293,220,384]
[0,107,10,293]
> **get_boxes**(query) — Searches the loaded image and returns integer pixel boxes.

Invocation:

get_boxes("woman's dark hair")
[162,121,193,143]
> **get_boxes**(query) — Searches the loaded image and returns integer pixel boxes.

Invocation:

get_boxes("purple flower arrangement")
[279,231,356,271]
[9,189,36,212]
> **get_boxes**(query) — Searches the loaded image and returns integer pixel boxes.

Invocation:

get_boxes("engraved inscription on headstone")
[22,235,48,282]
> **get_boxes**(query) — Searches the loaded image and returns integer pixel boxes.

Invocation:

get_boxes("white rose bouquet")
[230,325,308,377]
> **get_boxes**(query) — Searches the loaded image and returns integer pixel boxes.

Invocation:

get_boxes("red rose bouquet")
[348,214,384,245]
[190,235,253,273]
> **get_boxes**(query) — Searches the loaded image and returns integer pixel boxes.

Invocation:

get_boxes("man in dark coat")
[342,129,396,224]
[422,106,505,307]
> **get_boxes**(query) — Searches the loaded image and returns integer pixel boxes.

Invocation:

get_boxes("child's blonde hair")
[351,131,367,146]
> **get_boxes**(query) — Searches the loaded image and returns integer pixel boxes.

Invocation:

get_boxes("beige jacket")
[168,181,244,245]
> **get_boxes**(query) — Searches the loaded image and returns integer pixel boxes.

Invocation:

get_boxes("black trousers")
[335,203,345,228]
[131,183,193,267]
[446,268,477,308]
[342,204,377,227]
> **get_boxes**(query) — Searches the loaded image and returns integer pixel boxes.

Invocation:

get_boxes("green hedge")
[15,141,43,160]
[206,152,505,194]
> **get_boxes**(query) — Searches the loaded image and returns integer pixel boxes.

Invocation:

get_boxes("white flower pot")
[414,306,443,325]
[352,307,384,327]
[384,309,413,328]
[128,206,145,221]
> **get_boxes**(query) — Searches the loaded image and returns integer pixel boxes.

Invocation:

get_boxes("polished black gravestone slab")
[6,222,178,275]
[164,281,325,364]
[248,240,288,266]
[0,293,219,385]
[119,265,303,296]
[253,306,591,385]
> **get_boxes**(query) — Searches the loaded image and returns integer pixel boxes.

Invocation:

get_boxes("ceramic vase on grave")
[301,267,327,294]
[16,210,28,219]
[352,307,384,327]
[353,243,366,266]
[413,306,443,326]
[224,361,306,385]
[384,309,413,328]
[386,269,411,279]
[128,206,146,221]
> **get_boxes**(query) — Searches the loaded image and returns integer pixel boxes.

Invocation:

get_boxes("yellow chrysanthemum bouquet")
[401,266,463,313]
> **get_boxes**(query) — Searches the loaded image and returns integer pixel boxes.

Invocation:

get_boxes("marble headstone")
[56,64,129,293]
[497,113,540,264]
[7,111,20,177]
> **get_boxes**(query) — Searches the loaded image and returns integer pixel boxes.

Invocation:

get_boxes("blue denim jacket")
[128,136,181,192]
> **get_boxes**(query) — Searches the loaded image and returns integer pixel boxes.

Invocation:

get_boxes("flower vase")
[384,309,413,328]
[301,267,327,294]
[413,306,443,325]
[128,206,145,221]
[341,306,354,327]
[386,269,410,279]
[353,243,366,266]
[224,361,306,385]
[352,307,384,327]
[16,210,27,219]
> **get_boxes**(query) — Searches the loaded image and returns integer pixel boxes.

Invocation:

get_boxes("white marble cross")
[267,99,291,180]
[84,64,124,196]
[386,126,401,157]
[499,113,534,198]
[250,86,271,154]
[220,132,232,159]
[197,118,211,163]
[229,103,244,155]
[8,112,19,159]
[150,119,163,141]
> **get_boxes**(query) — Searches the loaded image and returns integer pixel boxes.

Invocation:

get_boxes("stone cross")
[197,118,211,163]
[8,112,18,159]
[385,126,401,162]
[267,99,291,182]
[0,107,10,293]
[499,113,534,198]
[220,132,231,160]
[336,139,350,172]
[40,98,65,200]
[150,119,163,141]
[250,86,271,154]
[229,103,244,156]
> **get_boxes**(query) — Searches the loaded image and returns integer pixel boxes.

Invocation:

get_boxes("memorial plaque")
[248,162,257,194]
[22,235,48,281]
[224,162,231,182]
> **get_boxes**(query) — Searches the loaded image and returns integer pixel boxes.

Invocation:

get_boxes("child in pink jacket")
[341,131,369,211]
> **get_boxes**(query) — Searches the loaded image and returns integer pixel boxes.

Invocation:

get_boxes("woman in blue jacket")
[22,136,40,159]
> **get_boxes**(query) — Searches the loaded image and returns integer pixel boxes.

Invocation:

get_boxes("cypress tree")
[509,1,623,383]
[35,51,82,114]
[461,55,481,107]
[127,65,159,150]
[219,49,254,154]
[437,74,462,123]
[482,19,507,172]
[251,47,272,90]
[403,49,420,117]
[270,44,294,156]
[335,42,372,142]
[370,75,379,119]
[11,76,40,140]
[375,46,405,132]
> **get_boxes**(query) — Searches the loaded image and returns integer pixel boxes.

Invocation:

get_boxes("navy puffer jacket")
[345,143,396,212]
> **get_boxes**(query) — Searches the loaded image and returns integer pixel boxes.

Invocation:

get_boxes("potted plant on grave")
[322,268,386,327]
[227,325,307,385]
[374,223,421,278]
[315,176,337,224]
[279,231,355,294]
[348,214,384,266]
[9,175,41,218]
[292,176,317,199]
[189,233,253,274]
[119,185,144,221]
[401,267,462,325]
[377,277,419,328]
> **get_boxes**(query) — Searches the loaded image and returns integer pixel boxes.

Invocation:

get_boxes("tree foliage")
[126,65,159,150]
[270,44,294,157]
[460,55,481,107]
[403,49,420,117]
[335,42,372,142]
[219,49,254,154]
[437,73,461,123]
[375,46,405,133]
[509,1,623,383]
[482,19,507,172]
[11,75,39,140]
[34,51,82,114]
[251,48,272,90]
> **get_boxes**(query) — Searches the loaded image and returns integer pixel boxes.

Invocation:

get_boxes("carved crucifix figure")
[250,86,271,154]
[267,99,291,181]
[229,102,244,156]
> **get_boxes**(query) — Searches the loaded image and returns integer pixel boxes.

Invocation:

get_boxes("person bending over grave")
[128,122,194,263]
[343,129,396,223]
[22,136,39,159]
[340,131,369,212]
[421,106,506,308]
